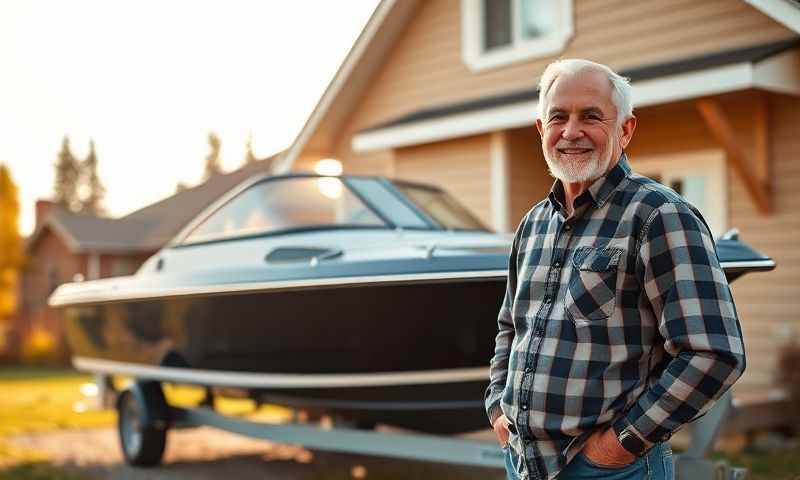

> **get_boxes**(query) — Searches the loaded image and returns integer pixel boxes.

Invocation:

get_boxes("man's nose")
[561,118,584,141]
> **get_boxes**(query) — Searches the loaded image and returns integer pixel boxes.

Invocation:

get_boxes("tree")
[0,164,22,324]
[80,139,106,215]
[245,130,258,164]
[203,132,223,181]
[53,136,81,212]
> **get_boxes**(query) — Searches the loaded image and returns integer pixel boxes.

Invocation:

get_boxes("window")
[632,151,728,238]
[462,0,573,72]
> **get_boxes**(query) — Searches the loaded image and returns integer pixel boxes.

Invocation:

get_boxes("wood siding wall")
[394,134,493,226]
[625,92,798,394]
[726,94,800,394]
[506,126,552,227]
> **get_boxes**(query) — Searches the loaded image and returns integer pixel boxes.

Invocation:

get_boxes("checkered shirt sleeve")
[484,215,525,426]
[616,201,746,443]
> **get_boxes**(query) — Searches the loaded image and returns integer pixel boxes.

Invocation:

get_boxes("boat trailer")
[107,376,748,479]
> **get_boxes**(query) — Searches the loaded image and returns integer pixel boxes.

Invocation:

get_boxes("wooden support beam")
[753,92,771,192]
[696,98,771,215]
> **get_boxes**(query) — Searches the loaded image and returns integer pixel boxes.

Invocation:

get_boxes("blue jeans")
[504,442,674,480]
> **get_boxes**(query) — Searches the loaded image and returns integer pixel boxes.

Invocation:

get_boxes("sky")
[0,0,381,235]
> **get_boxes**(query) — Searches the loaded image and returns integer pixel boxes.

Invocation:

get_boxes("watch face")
[619,430,645,455]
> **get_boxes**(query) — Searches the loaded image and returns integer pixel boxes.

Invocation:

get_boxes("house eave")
[353,48,800,153]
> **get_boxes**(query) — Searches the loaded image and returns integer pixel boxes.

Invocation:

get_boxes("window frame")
[461,0,574,72]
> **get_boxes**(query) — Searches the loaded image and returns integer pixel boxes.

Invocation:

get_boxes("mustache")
[555,142,594,149]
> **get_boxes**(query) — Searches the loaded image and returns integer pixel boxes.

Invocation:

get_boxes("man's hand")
[582,428,637,467]
[492,414,511,447]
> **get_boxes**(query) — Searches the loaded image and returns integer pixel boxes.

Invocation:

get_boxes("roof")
[360,38,800,133]
[28,155,277,254]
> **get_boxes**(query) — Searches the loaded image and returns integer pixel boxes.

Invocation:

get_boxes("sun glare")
[314,159,343,176]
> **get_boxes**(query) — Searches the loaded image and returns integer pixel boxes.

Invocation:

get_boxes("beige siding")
[726,94,800,393]
[506,126,552,226]
[626,92,798,394]
[394,135,493,226]
[293,150,394,177]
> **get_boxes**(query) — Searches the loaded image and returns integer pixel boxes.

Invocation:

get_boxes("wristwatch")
[614,424,647,457]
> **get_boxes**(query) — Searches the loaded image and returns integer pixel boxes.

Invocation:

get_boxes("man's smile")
[557,147,593,155]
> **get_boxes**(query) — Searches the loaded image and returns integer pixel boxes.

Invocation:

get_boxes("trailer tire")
[117,381,169,466]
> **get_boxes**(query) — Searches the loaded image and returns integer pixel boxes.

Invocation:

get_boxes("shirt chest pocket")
[565,246,624,323]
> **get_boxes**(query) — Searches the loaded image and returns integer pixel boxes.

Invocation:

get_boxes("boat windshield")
[393,183,486,231]
[183,177,386,243]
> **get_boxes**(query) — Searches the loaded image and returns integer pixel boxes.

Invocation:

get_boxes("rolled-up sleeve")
[617,202,746,443]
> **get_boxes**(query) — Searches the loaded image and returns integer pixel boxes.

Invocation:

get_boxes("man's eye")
[549,115,566,122]
[585,113,602,121]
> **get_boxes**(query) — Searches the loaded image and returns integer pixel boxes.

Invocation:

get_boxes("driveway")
[8,427,505,479]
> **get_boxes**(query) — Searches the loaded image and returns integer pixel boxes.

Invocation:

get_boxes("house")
[274,0,800,420]
[14,156,276,359]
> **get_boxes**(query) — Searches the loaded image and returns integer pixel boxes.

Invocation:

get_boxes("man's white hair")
[538,59,633,124]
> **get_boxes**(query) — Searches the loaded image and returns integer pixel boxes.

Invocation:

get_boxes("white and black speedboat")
[49,174,774,434]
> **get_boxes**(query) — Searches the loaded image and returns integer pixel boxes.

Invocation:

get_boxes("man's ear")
[536,118,544,137]
[619,116,637,149]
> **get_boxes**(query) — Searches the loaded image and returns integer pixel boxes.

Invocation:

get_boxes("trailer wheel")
[117,381,169,466]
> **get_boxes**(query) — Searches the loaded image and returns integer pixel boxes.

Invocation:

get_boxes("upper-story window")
[461,0,573,72]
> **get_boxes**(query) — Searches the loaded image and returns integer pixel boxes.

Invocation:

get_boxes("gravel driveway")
[8,427,505,480]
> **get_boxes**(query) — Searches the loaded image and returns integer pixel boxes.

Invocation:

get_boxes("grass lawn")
[0,367,110,479]
[0,366,290,479]
[714,447,800,480]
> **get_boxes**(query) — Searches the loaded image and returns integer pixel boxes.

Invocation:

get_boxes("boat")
[49,173,775,435]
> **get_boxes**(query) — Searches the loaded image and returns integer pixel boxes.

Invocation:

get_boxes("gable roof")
[28,155,277,254]
[277,0,800,172]
[273,0,419,173]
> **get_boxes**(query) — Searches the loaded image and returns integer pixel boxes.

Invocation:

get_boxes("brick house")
[12,156,276,359]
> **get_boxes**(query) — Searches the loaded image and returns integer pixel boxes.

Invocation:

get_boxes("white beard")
[543,132,617,183]
[544,151,610,183]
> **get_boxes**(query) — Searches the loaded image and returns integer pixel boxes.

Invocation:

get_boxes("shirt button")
[564,224,572,231]
[553,261,561,268]
[543,296,551,303]
[524,366,532,373]
[521,404,529,411]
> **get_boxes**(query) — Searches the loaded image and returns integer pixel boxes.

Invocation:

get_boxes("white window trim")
[631,150,728,238]
[461,0,573,73]
[489,131,511,232]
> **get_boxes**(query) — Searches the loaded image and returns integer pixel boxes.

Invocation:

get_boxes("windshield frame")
[389,179,489,232]
[172,173,489,248]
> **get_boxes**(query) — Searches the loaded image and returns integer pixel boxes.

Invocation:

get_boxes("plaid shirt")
[485,154,745,480]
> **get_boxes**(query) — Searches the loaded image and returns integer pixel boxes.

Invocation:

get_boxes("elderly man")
[485,59,745,480]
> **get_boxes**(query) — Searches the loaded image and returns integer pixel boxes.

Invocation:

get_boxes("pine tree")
[203,132,223,181]
[81,139,106,215]
[54,136,81,212]
[245,130,258,164]
[0,164,22,323]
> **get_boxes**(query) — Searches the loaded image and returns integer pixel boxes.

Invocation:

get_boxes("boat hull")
[65,277,507,433]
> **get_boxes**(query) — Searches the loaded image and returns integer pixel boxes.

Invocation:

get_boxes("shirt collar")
[547,153,632,212]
